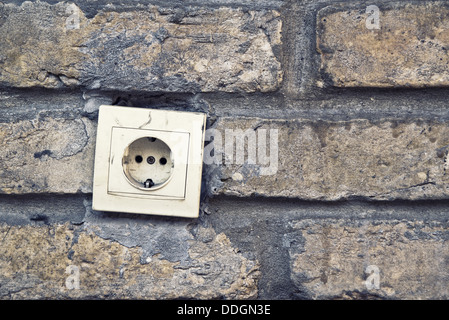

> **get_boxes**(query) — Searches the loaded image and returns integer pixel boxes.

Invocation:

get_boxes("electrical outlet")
[92,105,206,218]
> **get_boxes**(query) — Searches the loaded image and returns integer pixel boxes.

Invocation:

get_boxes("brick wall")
[1,0,449,299]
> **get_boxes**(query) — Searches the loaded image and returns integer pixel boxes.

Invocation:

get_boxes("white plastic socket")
[92,105,206,218]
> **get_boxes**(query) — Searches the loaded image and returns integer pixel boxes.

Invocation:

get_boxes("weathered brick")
[0,2,282,92]
[0,116,95,194]
[290,219,449,299]
[317,1,449,87]
[209,117,449,200]
[5,114,449,201]
[0,223,258,299]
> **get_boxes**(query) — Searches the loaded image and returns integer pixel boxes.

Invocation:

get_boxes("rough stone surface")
[0,221,259,299]
[209,117,449,200]
[317,1,449,87]
[5,114,449,202]
[0,116,95,194]
[0,2,282,92]
[290,219,449,299]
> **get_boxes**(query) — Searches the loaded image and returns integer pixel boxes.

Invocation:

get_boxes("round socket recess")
[122,137,174,190]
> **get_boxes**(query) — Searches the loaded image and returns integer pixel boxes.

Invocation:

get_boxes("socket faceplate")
[92,105,206,218]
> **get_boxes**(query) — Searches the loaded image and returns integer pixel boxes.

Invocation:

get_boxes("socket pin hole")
[159,157,167,165]
[135,155,143,163]
[147,156,155,164]
[149,137,157,142]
